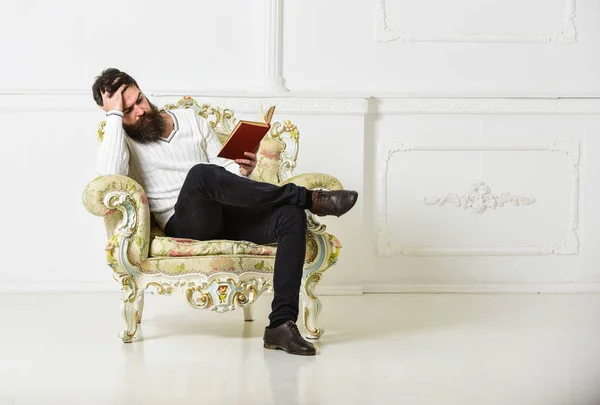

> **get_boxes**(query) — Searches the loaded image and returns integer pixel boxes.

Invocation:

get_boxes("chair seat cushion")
[141,233,326,276]
[139,255,276,276]
[149,236,277,258]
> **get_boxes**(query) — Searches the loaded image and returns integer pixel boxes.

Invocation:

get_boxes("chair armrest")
[82,175,151,266]
[281,173,345,235]
[280,173,344,191]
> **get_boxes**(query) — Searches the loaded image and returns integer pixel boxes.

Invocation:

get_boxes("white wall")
[1,0,600,293]
[365,102,600,292]
[284,0,600,95]
[1,0,257,92]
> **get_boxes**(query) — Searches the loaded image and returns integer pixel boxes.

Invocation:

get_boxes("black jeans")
[164,164,309,327]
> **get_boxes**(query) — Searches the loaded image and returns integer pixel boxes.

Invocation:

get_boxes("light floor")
[0,292,599,405]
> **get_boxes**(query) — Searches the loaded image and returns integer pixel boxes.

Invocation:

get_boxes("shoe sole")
[264,342,316,356]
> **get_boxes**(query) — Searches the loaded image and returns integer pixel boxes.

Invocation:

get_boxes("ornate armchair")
[83,96,345,343]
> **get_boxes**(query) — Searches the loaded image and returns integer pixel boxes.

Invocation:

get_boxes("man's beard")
[123,103,166,144]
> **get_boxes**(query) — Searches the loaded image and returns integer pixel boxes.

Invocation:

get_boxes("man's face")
[121,85,165,144]
[121,85,151,126]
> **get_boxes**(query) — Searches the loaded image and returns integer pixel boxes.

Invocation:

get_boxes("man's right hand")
[101,84,126,113]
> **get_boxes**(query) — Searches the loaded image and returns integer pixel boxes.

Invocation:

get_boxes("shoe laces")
[313,190,330,202]
[286,321,301,336]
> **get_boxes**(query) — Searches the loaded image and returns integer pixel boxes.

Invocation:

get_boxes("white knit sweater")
[96,108,243,229]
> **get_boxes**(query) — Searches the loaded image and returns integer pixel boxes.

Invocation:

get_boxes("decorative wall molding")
[376,142,580,256]
[0,94,98,112]
[3,93,600,115]
[0,94,369,114]
[372,98,600,114]
[424,182,536,214]
[375,0,577,43]
[183,97,370,115]
[247,0,288,92]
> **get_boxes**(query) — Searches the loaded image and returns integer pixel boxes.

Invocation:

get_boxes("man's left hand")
[236,152,257,177]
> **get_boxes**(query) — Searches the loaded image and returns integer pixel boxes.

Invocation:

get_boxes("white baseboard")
[316,286,364,296]
[1,282,599,295]
[0,282,117,294]
[0,282,364,296]
[362,283,600,294]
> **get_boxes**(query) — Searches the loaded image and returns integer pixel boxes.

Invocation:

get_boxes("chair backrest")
[163,96,300,185]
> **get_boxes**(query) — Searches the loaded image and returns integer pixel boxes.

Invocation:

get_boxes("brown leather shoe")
[263,321,316,356]
[309,190,358,217]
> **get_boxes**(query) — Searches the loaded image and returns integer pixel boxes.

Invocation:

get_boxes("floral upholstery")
[139,235,339,277]
[84,98,345,342]
[138,256,276,277]
[280,172,344,191]
[249,123,298,184]
[149,237,277,258]
[147,233,328,264]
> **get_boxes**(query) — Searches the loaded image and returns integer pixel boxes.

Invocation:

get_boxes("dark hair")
[91,68,139,107]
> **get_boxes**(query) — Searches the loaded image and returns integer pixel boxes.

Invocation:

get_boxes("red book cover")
[217,106,275,160]
[217,121,270,160]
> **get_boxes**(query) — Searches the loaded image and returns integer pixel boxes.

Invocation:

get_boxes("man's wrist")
[106,110,124,118]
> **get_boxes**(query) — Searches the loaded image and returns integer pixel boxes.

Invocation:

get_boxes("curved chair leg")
[300,273,324,340]
[301,223,342,340]
[243,306,254,322]
[135,292,144,324]
[120,276,140,343]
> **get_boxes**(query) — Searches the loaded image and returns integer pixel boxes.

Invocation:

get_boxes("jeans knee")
[189,163,219,182]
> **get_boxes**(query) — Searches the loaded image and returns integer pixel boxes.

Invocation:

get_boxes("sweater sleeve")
[196,114,246,177]
[96,111,130,176]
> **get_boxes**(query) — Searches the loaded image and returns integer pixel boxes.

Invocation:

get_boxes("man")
[92,68,358,356]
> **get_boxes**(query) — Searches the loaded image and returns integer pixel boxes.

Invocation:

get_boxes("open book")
[217,105,275,160]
